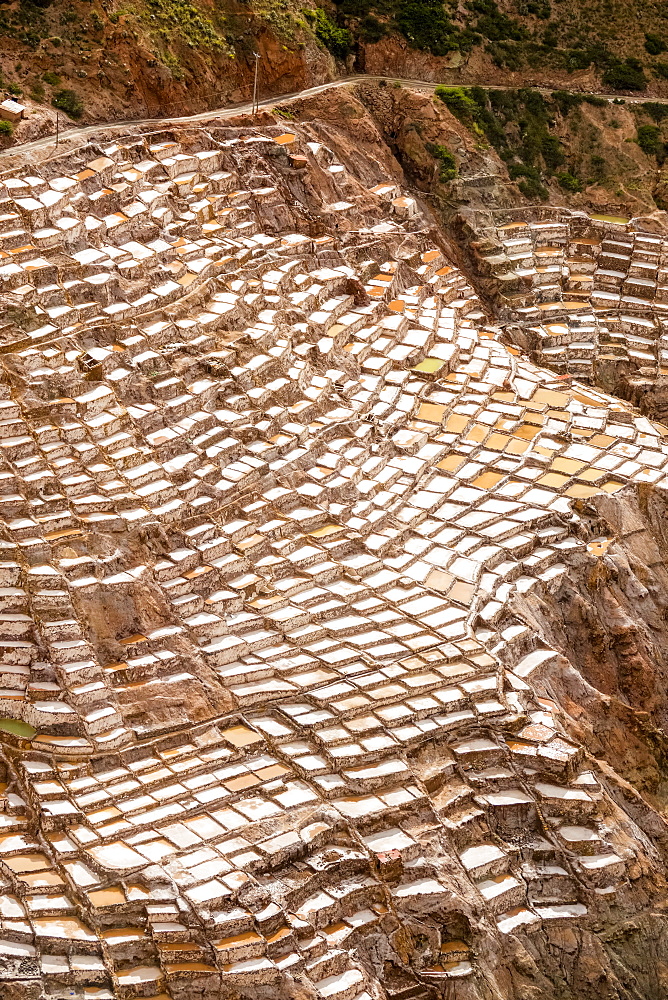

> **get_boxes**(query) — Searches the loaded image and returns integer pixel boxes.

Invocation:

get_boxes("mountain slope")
[2,0,668,139]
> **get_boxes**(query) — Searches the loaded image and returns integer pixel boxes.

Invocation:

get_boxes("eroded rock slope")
[0,99,668,1000]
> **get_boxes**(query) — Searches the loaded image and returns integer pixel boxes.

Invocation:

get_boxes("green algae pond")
[0,719,36,739]
[590,214,630,225]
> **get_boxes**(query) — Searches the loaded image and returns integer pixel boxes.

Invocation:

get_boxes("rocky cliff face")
[0,0,337,140]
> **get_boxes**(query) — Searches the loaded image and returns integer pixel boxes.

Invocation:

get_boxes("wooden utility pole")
[252,52,260,115]
[55,112,59,146]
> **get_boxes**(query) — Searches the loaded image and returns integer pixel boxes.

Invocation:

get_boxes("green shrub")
[471,0,526,42]
[337,0,373,16]
[52,88,84,118]
[358,14,385,42]
[0,120,14,137]
[655,62,668,79]
[518,0,551,17]
[518,176,548,199]
[43,71,61,85]
[542,22,558,46]
[552,89,607,113]
[487,39,524,69]
[590,154,606,179]
[435,85,480,122]
[426,141,457,181]
[641,102,668,123]
[476,12,522,40]
[645,32,666,55]
[304,8,352,59]
[29,81,45,102]
[556,171,582,192]
[7,82,22,96]
[508,162,538,180]
[563,47,593,70]
[602,58,646,91]
[394,0,472,55]
[435,84,505,143]
[551,89,582,115]
[636,123,662,154]
[539,132,565,169]
[560,43,610,72]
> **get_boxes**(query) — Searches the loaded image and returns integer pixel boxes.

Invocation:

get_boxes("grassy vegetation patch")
[435,85,597,200]
[0,0,50,48]
[631,103,668,161]
[324,0,654,90]
[556,171,582,192]
[469,0,526,43]
[645,32,666,56]
[640,102,668,123]
[601,58,646,91]
[335,0,480,56]
[145,0,225,49]
[636,123,662,154]
[426,141,457,181]
[52,87,83,117]
[304,7,352,58]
